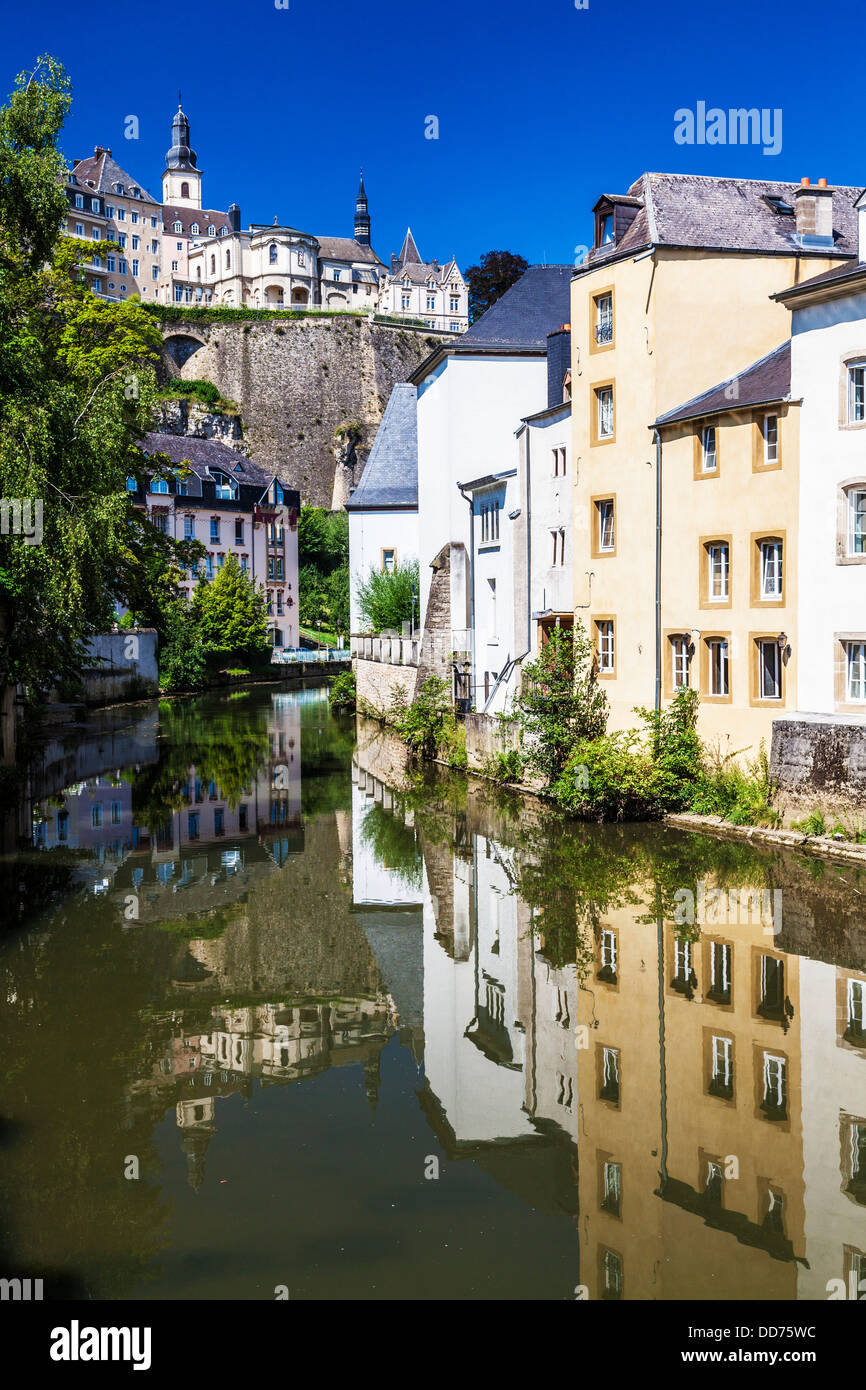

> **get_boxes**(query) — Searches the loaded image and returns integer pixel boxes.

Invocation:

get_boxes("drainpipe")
[457,482,477,711]
[653,427,662,715]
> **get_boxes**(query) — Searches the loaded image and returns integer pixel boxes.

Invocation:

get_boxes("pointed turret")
[162,97,202,209]
[397,227,422,266]
[354,169,371,246]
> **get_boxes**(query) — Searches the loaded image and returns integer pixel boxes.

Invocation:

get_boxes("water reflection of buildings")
[353,727,866,1300]
[31,691,305,916]
[131,996,396,1188]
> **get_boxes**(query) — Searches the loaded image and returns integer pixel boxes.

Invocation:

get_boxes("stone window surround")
[838,350,866,430]
[836,477,866,565]
[834,632,866,715]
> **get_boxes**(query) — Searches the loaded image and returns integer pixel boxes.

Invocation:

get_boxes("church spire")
[354,169,371,246]
[165,99,197,172]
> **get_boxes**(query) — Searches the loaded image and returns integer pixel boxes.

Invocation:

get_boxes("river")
[1,681,864,1301]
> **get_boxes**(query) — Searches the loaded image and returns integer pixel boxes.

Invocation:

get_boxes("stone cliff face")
[161,316,447,508]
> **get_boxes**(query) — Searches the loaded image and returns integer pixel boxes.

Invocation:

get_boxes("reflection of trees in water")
[0,892,174,1298]
[359,800,423,893]
[130,698,272,831]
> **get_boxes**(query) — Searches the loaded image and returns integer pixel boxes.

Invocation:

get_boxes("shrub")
[555,730,677,822]
[391,675,453,761]
[792,809,826,837]
[518,623,607,787]
[159,599,206,692]
[357,559,419,633]
[690,742,781,828]
[329,670,356,712]
[158,378,223,407]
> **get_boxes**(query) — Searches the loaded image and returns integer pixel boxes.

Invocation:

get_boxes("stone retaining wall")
[355,657,418,714]
[771,714,866,811]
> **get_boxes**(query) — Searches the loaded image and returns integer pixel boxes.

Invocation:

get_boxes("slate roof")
[459,265,573,350]
[773,258,866,303]
[315,235,384,267]
[345,385,418,511]
[71,148,160,205]
[655,341,791,427]
[163,206,232,236]
[397,228,422,265]
[583,173,860,271]
[137,432,273,489]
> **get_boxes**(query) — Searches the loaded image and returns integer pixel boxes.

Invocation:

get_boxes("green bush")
[391,675,453,761]
[357,559,419,633]
[159,598,206,692]
[158,378,223,407]
[517,623,608,787]
[792,809,826,837]
[328,670,356,712]
[555,730,676,821]
[690,742,781,827]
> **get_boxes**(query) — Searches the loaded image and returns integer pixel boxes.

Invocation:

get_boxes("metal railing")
[271,647,350,664]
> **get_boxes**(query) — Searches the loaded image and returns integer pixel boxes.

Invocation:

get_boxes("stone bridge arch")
[162,329,208,373]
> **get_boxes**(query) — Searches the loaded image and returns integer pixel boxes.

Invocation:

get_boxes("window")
[92,278,102,292]
[763,414,779,464]
[846,1121,866,1199]
[672,937,696,995]
[225,249,231,269]
[118,259,127,275]
[848,361,866,424]
[669,634,691,690]
[153,513,168,534]
[269,243,278,264]
[107,256,116,272]
[204,555,213,578]
[152,265,158,280]
[131,235,139,250]
[705,637,729,697]
[91,227,100,241]
[91,804,103,828]
[183,515,194,541]
[701,424,717,473]
[235,519,244,545]
[761,1052,787,1120]
[126,476,138,492]
[266,590,273,614]
[555,1071,573,1111]
[758,538,783,600]
[450,322,459,332]
[596,498,615,553]
[709,1035,733,1099]
[173,220,182,234]
[116,208,125,222]
[600,1046,619,1103]
[75,222,84,236]
[401,293,411,310]
[110,801,122,825]
[131,211,139,224]
[602,1161,622,1216]
[847,980,866,1043]
[450,295,460,312]
[214,807,224,835]
[598,928,617,984]
[209,518,220,545]
[597,212,614,245]
[276,592,283,615]
[427,295,436,311]
[480,500,500,544]
[705,1161,724,1205]
[846,642,866,702]
[118,233,126,248]
[381,548,396,573]
[188,811,200,840]
[209,470,238,500]
[150,476,169,495]
[595,385,614,440]
[759,954,785,1020]
[847,488,866,556]
[240,555,248,572]
[132,259,139,277]
[171,261,179,272]
[75,193,83,209]
[297,250,306,267]
[594,292,613,345]
[190,222,199,236]
[757,638,782,701]
[106,204,114,219]
[708,941,732,1004]
[551,528,566,567]
[552,446,567,477]
[706,541,730,602]
[275,558,284,581]
[595,618,615,674]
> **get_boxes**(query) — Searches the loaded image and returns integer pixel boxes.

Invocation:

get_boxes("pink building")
[132,433,300,648]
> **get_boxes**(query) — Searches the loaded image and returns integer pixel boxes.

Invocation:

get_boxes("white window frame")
[708,638,729,696]
[707,542,729,601]
[763,413,779,464]
[671,634,690,690]
[598,499,614,552]
[848,361,866,424]
[758,639,782,701]
[848,487,866,556]
[760,539,783,600]
[710,940,731,997]
[595,292,613,345]
[596,619,615,672]
[762,1052,786,1110]
[600,928,617,974]
[848,979,865,1035]
[597,386,614,439]
[711,1035,733,1090]
[846,641,866,703]
[701,424,717,472]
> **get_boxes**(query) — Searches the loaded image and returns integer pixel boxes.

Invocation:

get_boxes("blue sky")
[4,0,862,270]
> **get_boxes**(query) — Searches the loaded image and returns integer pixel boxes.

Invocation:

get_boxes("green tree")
[192,553,268,661]
[0,55,186,719]
[464,250,529,323]
[357,559,419,632]
[518,623,608,787]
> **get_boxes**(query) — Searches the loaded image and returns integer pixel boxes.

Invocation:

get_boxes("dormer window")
[208,225,216,236]
[597,212,614,246]
[208,469,238,500]
[219,226,227,236]
[115,183,124,194]
[190,222,199,235]
[173,220,182,233]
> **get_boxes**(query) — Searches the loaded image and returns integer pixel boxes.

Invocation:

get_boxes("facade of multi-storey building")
[570,173,862,747]
[131,433,300,650]
[65,102,467,329]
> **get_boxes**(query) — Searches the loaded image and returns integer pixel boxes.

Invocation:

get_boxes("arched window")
[225,249,231,269]
[196,265,201,279]
[269,243,278,264]
[115,182,124,194]
[181,181,189,198]
[190,222,199,235]
[208,469,238,501]
[210,254,215,274]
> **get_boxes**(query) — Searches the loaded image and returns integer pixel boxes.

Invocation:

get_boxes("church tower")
[163,98,202,209]
[354,170,371,246]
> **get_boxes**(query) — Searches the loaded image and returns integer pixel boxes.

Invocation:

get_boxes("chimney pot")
[818,177,828,188]
[801,176,810,186]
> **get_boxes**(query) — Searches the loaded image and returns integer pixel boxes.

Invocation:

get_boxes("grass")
[299,626,340,648]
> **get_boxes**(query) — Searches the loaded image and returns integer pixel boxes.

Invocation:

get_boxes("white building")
[380,229,469,332]
[777,204,866,719]
[408,267,573,710]
[346,385,419,634]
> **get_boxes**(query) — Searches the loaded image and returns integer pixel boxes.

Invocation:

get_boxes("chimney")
[857,191,866,264]
[794,178,834,244]
[228,202,241,233]
[94,145,112,158]
[546,325,572,409]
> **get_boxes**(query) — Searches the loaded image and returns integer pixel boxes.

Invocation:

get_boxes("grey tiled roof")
[138,432,273,488]
[71,149,160,205]
[584,173,860,269]
[773,258,866,301]
[346,385,418,511]
[163,206,232,236]
[397,228,422,265]
[656,341,791,426]
[315,235,384,267]
[460,265,573,349]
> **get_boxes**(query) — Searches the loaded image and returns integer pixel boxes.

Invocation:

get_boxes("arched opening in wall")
[181,181,189,198]
[265,285,285,307]
[327,292,348,306]
[162,333,206,370]
[291,287,309,305]
[223,290,234,304]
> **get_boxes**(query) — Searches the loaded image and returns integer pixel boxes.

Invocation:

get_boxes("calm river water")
[1,682,865,1301]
